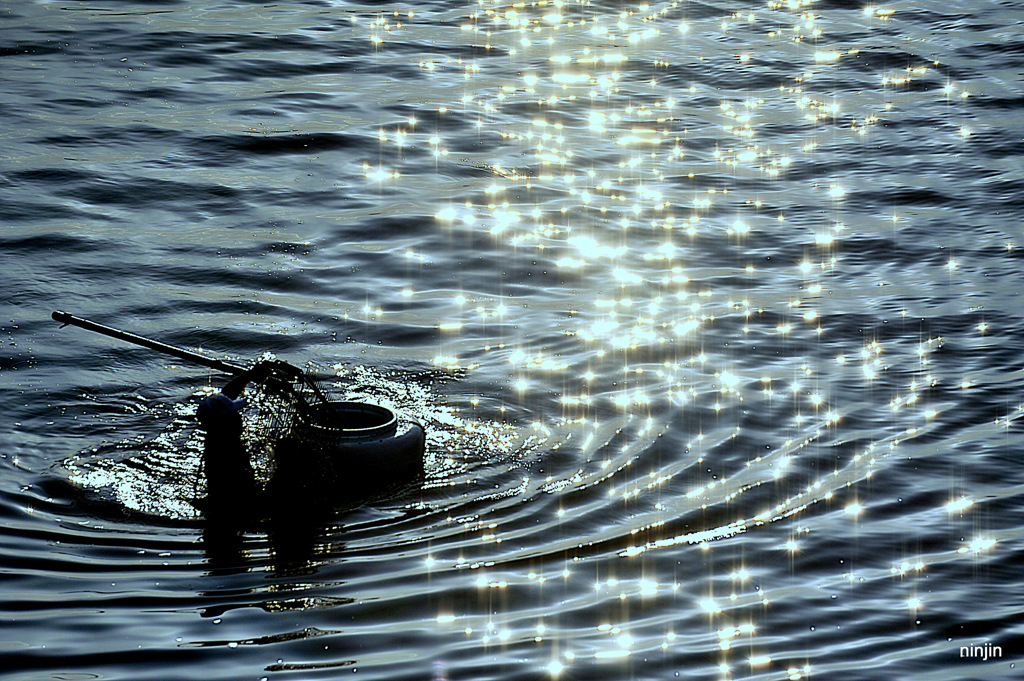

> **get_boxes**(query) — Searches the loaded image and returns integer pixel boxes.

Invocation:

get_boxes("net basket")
[243,366,396,462]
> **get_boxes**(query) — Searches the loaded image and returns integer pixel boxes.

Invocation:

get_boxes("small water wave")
[3,0,1023,679]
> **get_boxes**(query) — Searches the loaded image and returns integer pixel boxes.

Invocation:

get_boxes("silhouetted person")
[196,361,293,517]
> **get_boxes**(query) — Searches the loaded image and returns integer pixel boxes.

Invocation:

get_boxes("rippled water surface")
[3,1,1024,679]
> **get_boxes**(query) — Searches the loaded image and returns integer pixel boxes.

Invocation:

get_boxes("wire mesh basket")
[244,366,397,462]
[239,364,415,500]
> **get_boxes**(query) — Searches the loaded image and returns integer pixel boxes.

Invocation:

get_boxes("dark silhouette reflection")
[197,508,363,623]
[200,512,337,579]
[197,480,423,593]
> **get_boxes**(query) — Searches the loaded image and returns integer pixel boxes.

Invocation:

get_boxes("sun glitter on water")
[347,0,1017,676]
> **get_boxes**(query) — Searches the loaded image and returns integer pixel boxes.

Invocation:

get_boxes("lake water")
[2,1,1023,679]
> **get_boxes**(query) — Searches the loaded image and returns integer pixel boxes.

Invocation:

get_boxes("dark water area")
[2,1,1023,679]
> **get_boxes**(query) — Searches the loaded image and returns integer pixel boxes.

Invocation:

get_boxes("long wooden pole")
[52,310,246,375]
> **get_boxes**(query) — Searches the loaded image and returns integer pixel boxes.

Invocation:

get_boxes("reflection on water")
[3,0,1023,679]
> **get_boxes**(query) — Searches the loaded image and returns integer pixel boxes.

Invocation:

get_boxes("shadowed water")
[2,1,1023,680]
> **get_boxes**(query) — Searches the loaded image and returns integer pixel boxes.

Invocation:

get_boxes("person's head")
[197,393,246,432]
